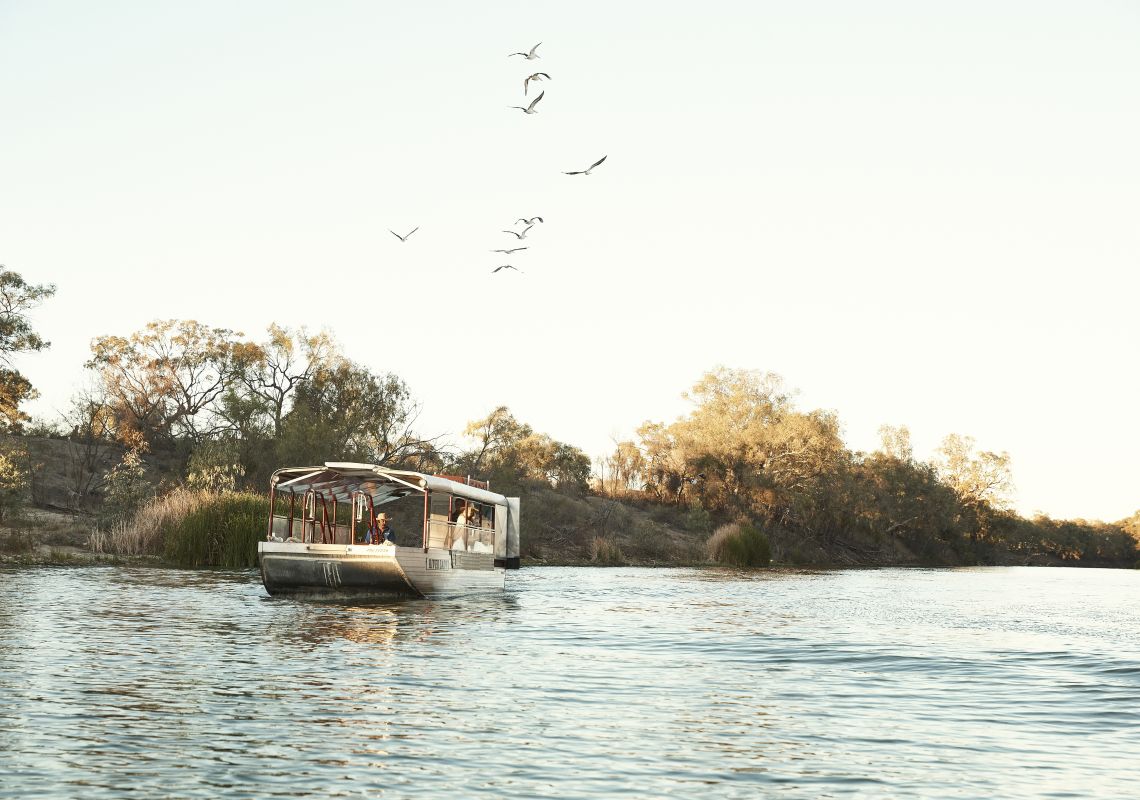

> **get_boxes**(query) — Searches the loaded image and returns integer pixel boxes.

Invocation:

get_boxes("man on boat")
[375,513,395,546]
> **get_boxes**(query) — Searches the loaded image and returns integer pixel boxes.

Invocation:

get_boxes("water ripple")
[1,565,1138,798]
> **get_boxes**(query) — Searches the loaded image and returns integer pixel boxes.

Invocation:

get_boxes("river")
[1,565,1137,798]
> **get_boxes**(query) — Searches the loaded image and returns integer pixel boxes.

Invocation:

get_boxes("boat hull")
[258,542,505,599]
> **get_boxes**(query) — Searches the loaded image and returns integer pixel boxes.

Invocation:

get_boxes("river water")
[0,565,1137,799]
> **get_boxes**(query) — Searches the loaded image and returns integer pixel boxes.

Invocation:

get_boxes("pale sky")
[2,1,1137,521]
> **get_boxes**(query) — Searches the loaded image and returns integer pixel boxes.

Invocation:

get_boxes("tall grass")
[707,521,771,568]
[590,536,626,566]
[97,487,269,568]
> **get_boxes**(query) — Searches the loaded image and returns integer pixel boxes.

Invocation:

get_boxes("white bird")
[501,225,534,240]
[492,247,528,254]
[493,265,523,273]
[516,216,543,226]
[564,155,607,176]
[389,227,419,242]
[511,91,544,115]
[509,43,541,60]
[524,72,551,95]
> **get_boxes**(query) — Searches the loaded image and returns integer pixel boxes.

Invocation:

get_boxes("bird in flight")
[492,246,528,254]
[516,216,543,226]
[509,43,542,60]
[564,155,607,176]
[524,72,551,95]
[501,225,534,240]
[389,227,419,242]
[511,91,544,115]
[493,265,523,273]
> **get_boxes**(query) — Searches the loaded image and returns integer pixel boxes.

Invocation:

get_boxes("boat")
[257,462,520,599]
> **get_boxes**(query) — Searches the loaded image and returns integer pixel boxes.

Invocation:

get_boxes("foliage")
[186,438,246,493]
[87,319,240,449]
[99,486,268,567]
[0,442,30,521]
[162,491,268,568]
[276,358,435,467]
[0,266,56,432]
[589,536,626,566]
[707,521,771,567]
[935,434,1014,512]
[99,449,153,527]
[459,406,590,492]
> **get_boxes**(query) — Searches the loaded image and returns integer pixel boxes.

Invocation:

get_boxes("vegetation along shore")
[0,266,1136,570]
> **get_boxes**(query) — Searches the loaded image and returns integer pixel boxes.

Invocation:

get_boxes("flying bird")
[492,265,523,273]
[511,91,544,115]
[516,216,543,226]
[501,225,534,240]
[509,43,542,60]
[564,155,607,176]
[524,72,551,95]
[389,227,419,242]
[491,247,528,254]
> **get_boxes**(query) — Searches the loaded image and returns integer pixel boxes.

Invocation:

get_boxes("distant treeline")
[0,261,1135,568]
[592,368,1140,567]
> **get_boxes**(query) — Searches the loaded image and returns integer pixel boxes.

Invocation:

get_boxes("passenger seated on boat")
[376,513,395,546]
[449,505,474,551]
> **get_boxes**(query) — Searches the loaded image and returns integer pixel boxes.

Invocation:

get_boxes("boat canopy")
[270,462,508,508]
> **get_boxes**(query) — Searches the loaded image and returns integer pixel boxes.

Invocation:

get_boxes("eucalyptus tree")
[87,319,240,450]
[0,266,56,431]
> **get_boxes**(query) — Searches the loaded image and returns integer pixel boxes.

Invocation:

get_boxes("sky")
[1,0,1137,521]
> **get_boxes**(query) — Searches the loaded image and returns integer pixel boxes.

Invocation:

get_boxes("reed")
[706,522,771,568]
[105,487,268,568]
[590,536,626,566]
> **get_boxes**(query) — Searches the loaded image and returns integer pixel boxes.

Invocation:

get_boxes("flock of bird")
[389,42,607,276]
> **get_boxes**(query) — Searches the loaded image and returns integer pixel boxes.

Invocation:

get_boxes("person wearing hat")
[374,512,395,546]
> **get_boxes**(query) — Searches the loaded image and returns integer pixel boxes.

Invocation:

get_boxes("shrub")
[707,521,771,568]
[186,439,246,494]
[0,445,30,522]
[99,449,153,527]
[590,536,625,566]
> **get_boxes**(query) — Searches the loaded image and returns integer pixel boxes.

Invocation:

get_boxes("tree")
[87,319,240,449]
[0,441,31,521]
[463,407,533,472]
[0,266,56,432]
[877,424,913,462]
[457,407,590,492]
[936,434,1014,511]
[276,359,436,466]
[63,387,117,511]
[229,324,335,438]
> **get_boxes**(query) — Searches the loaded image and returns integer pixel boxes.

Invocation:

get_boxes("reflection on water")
[1,565,1138,799]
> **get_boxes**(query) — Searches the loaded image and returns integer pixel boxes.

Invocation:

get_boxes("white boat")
[257,462,520,599]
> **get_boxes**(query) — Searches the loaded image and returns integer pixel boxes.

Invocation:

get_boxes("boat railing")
[425,519,495,553]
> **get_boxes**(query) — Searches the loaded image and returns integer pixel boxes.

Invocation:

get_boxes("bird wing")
[533,216,544,223]
[502,230,521,238]
[405,226,419,239]
[389,230,404,241]
[529,42,542,56]
[537,72,551,79]
[527,91,544,111]
[564,170,584,175]
[590,155,608,170]
[508,52,525,57]
[516,219,529,225]
[522,224,534,235]
[523,76,530,95]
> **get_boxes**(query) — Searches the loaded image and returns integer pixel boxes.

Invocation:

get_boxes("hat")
[377,513,388,521]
